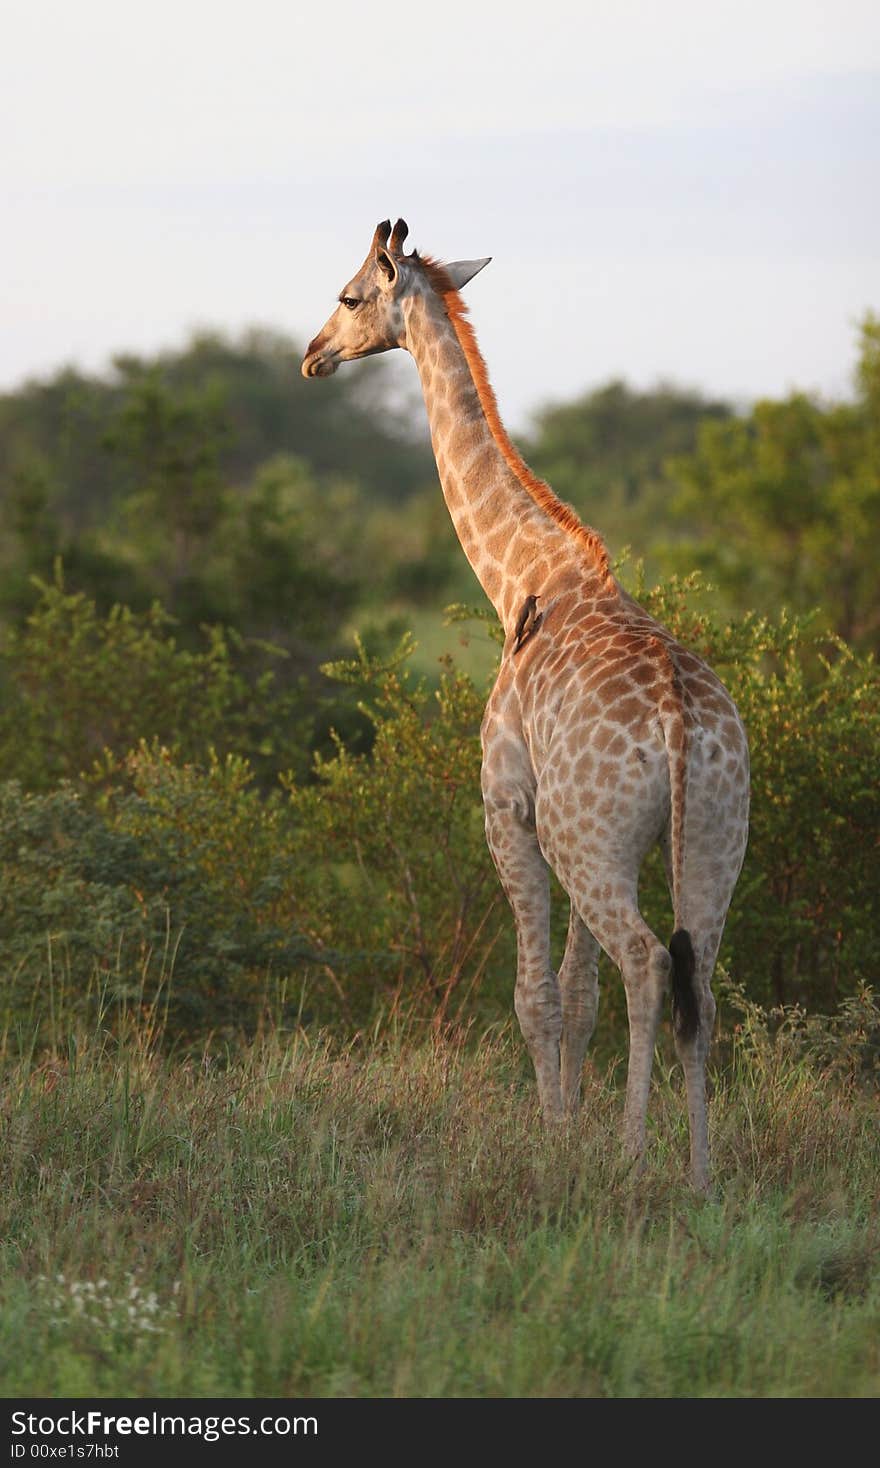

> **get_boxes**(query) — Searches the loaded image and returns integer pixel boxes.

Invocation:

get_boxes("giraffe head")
[301,218,490,378]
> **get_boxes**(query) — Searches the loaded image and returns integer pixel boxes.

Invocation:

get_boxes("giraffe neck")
[404,288,591,627]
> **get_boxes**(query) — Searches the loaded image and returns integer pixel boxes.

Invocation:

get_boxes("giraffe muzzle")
[301,349,340,379]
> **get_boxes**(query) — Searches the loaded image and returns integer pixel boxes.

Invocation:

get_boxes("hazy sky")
[4,0,880,428]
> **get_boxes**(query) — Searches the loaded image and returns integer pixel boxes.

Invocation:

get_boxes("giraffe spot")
[598,674,632,702]
[484,528,509,560]
[470,444,498,483]
[611,696,648,727]
[502,532,531,568]
[574,753,595,781]
[587,637,614,659]
[482,565,502,598]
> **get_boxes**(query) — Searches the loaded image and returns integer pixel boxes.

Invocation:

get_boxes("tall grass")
[1,990,878,1398]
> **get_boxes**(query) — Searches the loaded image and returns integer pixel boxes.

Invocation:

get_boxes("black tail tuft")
[669,929,699,1042]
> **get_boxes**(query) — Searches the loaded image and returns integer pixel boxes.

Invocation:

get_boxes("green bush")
[0,752,312,1044]
[107,745,312,1032]
[0,781,149,1041]
[0,576,876,1044]
[285,636,510,1026]
[0,572,308,789]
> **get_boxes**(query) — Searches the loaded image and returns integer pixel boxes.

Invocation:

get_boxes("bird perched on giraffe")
[302,218,749,1190]
[513,594,542,653]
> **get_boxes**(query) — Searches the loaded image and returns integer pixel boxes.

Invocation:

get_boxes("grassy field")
[1,994,878,1399]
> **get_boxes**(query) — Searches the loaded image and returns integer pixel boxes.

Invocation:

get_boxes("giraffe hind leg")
[672,934,719,1193]
[661,817,746,1190]
[564,865,671,1165]
[618,925,671,1165]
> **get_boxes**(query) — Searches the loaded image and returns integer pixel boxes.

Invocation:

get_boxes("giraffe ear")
[375,245,399,289]
[443,257,491,289]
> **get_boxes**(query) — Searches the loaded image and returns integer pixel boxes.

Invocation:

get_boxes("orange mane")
[418,255,611,582]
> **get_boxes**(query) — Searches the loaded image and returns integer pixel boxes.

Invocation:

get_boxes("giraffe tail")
[669,929,699,1041]
[657,646,699,1042]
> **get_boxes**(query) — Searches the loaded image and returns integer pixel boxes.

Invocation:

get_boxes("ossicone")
[372,219,392,249]
[389,217,409,255]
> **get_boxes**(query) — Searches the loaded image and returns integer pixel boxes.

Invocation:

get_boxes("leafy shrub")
[0,574,876,1044]
[0,752,312,1044]
[107,745,312,1031]
[717,976,880,1094]
[285,636,511,1026]
[0,573,308,789]
[0,781,149,1039]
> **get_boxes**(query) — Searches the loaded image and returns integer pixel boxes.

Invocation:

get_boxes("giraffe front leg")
[484,789,562,1120]
[558,909,600,1114]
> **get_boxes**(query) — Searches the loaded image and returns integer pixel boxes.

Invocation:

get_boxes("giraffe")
[302,219,749,1189]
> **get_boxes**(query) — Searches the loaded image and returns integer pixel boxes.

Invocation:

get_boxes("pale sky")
[3,0,880,428]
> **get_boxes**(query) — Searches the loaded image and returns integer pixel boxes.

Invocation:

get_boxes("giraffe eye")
[341,296,359,310]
